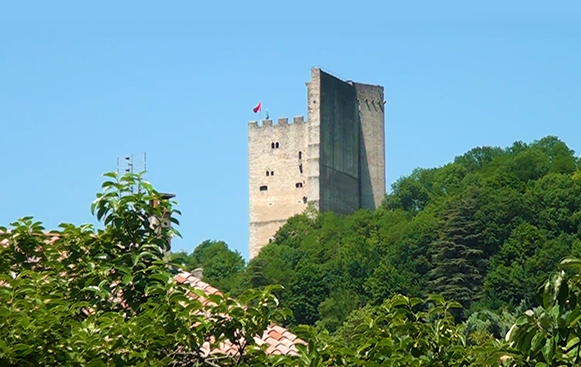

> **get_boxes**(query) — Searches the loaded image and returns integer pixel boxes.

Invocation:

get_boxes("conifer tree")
[428,188,485,318]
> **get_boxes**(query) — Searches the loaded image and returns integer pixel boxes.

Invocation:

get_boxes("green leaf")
[409,297,423,308]
[559,257,581,270]
[516,315,529,327]
[122,274,133,285]
[11,343,31,353]
[531,332,545,352]
[149,273,169,284]
[447,301,463,309]
[541,336,555,362]
[566,308,581,327]
[565,335,580,354]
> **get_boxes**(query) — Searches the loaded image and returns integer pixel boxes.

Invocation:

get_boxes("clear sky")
[1,1,580,260]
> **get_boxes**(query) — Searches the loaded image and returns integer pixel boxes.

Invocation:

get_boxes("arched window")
[275,142,280,148]
[266,171,270,176]
[298,151,302,160]
[295,182,303,188]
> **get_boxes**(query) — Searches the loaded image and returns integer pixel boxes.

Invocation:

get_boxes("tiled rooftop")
[1,231,305,357]
[174,271,305,356]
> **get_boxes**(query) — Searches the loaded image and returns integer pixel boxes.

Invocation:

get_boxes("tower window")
[266,171,270,176]
[266,170,274,176]
[271,171,274,176]
[298,151,302,160]
[271,142,280,149]
[299,163,303,174]
[271,142,275,149]
[259,185,268,191]
[275,142,280,148]
[295,182,303,188]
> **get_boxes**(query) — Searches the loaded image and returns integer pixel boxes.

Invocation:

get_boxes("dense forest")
[174,135,581,335]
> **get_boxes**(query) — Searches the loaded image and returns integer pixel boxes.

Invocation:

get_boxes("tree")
[185,136,581,338]
[171,240,245,294]
[295,294,489,367]
[504,257,581,366]
[0,172,290,366]
[428,188,485,317]
[384,169,433,213]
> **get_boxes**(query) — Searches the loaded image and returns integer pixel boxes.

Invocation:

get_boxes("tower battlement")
[248,116,306,129]
[248,67,386,259]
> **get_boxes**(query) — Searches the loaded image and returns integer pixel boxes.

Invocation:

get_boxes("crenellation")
[248,116,307,130]
[249,67,385,259]
[248,110,310,259]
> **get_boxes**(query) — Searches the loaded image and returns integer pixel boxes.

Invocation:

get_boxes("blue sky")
[1,1,580,260]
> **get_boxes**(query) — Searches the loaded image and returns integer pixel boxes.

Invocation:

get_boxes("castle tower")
[248,68,385,259]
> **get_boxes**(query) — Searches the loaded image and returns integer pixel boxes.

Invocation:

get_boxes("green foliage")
[240,136,581,331]
[171,240,245,293]
[503,256,581,366]
[5,135,581,366]
[294,294,496,366]
[0,172,290,366]
[428,187,486,317]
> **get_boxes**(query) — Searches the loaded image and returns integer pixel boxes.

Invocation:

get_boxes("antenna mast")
[116,152,147,193]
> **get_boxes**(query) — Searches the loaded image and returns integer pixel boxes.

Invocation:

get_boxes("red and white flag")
[253,102,262,113]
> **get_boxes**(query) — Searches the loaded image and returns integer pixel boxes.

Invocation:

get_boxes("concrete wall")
[317,70,360,214]
[354,82,386,210]
[248,117,309,258]
[306,68,321,211]
[248,68,386,259]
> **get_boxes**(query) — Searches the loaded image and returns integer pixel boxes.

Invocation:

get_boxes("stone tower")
[248,68,385,258]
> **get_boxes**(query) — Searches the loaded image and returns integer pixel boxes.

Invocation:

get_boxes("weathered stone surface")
[248,68,385,259]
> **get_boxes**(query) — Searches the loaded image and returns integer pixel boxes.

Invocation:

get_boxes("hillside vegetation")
[176,136,581,333]
[5,137,581,365]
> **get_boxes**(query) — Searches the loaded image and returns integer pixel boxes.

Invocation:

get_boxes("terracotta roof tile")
[1,231,305,357]
[175,274,188,283]
[176,270,306,356]
[267,329,283,341]
[272,325,287,335]
[265,345,279,355]
[277,337,295,348]
[275,343,292,355]
[282,332,297,342]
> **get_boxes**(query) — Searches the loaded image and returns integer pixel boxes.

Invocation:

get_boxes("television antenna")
[117,153,147,193]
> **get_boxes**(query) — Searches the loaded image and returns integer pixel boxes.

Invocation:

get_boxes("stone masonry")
[248,68,385,259]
